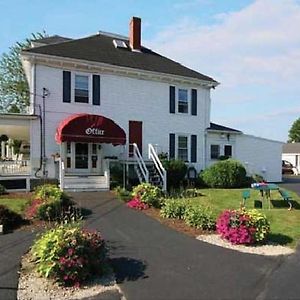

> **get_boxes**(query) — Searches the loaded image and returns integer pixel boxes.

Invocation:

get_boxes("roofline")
[21,51,219,88]
[207,129,242,134]
[0,113,38,120]
[241,134,284,144]
[282,151,300,154]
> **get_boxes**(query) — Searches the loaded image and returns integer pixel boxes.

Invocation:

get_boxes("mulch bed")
[142,207,211,238]
[0,192,32,199]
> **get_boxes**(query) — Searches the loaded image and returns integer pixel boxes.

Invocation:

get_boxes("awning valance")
[55,114,126,145]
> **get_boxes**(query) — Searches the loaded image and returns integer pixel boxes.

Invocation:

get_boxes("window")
[178,136,188,161]
[211,145,220,159]
[224,145,232,157]
[178,89,188,113]
[75,75,89,103]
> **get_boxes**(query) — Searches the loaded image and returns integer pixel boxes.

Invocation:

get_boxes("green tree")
[288,118,300,142]
[0,32,47,113]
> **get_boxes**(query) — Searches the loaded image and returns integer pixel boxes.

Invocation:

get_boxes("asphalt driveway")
[72,192,293,300]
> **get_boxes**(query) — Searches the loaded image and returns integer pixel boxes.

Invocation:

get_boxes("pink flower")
[68,248,74,256]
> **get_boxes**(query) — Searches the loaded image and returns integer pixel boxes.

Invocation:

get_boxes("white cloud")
[146,0,300,88]
[145,0,300,141]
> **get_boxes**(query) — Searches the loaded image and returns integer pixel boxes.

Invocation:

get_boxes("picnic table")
[251,183,279,209]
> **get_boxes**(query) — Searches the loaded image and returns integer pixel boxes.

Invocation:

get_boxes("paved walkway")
[0,231,35,300]
[72,192,289,300]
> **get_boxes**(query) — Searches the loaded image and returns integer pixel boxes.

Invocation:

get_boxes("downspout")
[34,104,43,178]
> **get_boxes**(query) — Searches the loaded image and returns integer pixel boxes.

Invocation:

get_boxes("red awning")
[55,114,126,145]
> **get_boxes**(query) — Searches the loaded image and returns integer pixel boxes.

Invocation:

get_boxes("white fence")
[0,160,30,175]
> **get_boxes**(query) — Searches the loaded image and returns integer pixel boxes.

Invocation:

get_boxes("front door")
[65,142,102,174]
[75,143,89,171]
[129,121,143,157]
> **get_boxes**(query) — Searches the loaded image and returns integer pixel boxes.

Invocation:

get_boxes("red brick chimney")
[129,17,141,51]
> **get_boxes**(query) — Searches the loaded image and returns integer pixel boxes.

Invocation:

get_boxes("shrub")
[183,204,215,230]
[132,183,161,207]
[34,184,63,201]
[216,209,270,245]
[201,159,247,188]
[114,186,132,202]
[160,199,187,219]
[110,162,123,189]
[29,184,73,221]
[31,224,106,287]
[162,159,187,190]
[126,197,149,210]
[0,205,23,229]
[0,184,6,195]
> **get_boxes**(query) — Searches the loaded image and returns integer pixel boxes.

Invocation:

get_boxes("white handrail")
[59,159,65,191]
[148,144,167,191]
[132,143,149,183]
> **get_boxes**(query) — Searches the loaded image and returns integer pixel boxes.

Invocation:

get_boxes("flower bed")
[31,223,107,287]
[216,209,270,245]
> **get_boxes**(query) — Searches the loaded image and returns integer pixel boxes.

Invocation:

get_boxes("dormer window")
[178,89,188,113]
[75,75,89,103]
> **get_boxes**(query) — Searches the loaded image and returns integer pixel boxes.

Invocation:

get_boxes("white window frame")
[177,88,189,114]
[176,134,189,162]
[72,72,92,104]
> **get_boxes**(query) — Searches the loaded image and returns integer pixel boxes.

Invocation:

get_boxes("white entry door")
[65,142,102,174]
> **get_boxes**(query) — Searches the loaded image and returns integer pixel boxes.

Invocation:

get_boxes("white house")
[0,17,283,191]
[282,143,300,174]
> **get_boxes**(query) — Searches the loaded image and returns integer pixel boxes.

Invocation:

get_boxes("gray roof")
[282,143,300,153]
[207,122,242,133]
[24,34,217,83]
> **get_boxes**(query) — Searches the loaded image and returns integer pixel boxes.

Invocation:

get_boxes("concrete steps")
[63,175,109,191]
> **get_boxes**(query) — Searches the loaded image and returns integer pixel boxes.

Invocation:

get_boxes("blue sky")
[1,0,299,142]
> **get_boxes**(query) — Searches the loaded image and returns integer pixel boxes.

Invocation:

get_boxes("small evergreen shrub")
[160,199,187,219]
[216,209,270,245]
[0,205,23,229]
[183,204,215,230]
[31,224,107,287]
[132,183,162,208]
[162,159,187,190]
[201,159,247,188]
[0,184,6,195]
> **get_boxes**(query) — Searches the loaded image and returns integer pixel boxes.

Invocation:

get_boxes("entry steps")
[63,175,109,192]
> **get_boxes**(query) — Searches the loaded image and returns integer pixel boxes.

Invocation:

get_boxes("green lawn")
[0,198,30,214]
[186,188,300,248]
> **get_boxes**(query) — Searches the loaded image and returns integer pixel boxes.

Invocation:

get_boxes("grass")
[182,188,300,248]
[0,198,30,214]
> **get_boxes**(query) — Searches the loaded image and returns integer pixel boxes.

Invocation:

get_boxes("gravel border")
[17,253,125,300]
[196,234,295,256]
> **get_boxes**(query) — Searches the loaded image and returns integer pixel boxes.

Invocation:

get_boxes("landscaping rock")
[17,253,124,300]
[196,234,295,256]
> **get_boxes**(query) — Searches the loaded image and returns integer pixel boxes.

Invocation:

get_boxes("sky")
[1,0,299,142]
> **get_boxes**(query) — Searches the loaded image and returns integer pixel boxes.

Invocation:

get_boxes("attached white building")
[0,17,283,191]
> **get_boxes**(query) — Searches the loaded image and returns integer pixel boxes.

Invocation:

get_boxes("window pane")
[178,89,188,101]
[75,75,88,90]
[211,145,220,159]
[224,145,232,157]
[178,102,188,113]
[178,136,188,161]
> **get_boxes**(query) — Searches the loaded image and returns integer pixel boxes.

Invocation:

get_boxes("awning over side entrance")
[55,114,126,145]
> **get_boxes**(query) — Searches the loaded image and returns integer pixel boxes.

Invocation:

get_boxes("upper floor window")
[178,135,188,161]
[75,75,89,103]
[211,144,220,159]
[178,89,188,114]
